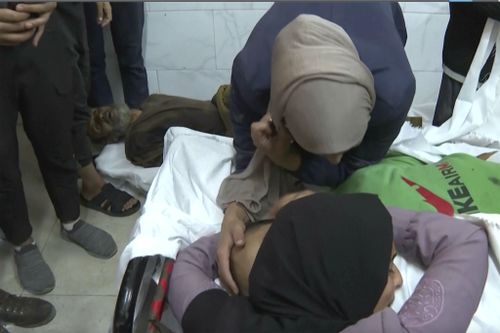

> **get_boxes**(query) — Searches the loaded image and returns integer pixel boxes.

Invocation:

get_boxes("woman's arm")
[229,77,266,172]
[342,207,488,332]
[170,232,277,333]
[391,207,488,331]
[168,233,223,323]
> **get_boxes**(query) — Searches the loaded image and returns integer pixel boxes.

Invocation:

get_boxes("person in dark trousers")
[83,2,149,109]
[75,2,141,217]
[0,2,117,296]
[433,3,500,126]
[217,3,416,295]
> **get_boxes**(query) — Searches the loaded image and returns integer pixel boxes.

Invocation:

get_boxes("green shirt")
[334,153,500,214]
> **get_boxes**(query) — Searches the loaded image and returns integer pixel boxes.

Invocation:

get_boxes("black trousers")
[57,3,94,168]
[0,21,80,245]
[432,73,463,127]
[84,2,149,108]
[72,39,94,168]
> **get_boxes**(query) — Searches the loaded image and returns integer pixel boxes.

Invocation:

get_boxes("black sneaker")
[0,289,56,328]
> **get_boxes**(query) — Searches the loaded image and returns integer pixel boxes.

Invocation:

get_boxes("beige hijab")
[269,14,375,154]
[217,15,375,220]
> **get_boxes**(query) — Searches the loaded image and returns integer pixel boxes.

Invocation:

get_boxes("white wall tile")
[157,70,231,100]
[249,2,274,10]
[147,2,272,11]
[403,2,449,14]
[148,2,219,11]
[214,10,267,69]
[412,71,443,109]
[147,70,159,94]
[144,11,216,70]
[117,2,451,111]
[404,12,449,72]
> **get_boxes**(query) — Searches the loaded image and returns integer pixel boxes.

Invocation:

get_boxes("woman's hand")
[251,113,301,171]
[216,202,250,295]
[96,2,112,27]
[2,2,57,47]
[0,8,33,46]
[250,112,274,146]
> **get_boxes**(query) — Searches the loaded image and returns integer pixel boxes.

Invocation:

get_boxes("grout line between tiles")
[212,9,218,70]
[155,70,161,94]
[39,218,59,254]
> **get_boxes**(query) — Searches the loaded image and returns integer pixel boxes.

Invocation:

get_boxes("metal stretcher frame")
[113,256,175,333]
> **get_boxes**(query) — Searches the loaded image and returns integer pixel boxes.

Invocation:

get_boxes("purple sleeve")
[342,207,488,333]
[167,233,223,323]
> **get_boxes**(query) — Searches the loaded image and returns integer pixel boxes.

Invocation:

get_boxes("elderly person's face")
[88,104,141,143]
[88,105,126,142]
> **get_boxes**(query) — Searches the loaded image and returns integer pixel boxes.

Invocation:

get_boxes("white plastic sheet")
[118,128,499,333]
[392,18,500,163]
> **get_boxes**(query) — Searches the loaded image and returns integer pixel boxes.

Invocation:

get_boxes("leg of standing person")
[32,39,116,254]
[83,2,114,107]
[110,2,149,108]
[16,14,117,265]
[432,73,463,126]
[73,69,140,216]
[0,43,55,295]
[7,15,117,282]
[74,5,140,216]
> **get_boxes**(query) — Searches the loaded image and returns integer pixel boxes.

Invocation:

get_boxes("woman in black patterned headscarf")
[177,193,397,333]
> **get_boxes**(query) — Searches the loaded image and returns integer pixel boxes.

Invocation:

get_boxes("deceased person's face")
[88,104,132,143]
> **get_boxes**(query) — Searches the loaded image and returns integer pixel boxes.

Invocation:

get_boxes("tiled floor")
[1,128,140,333]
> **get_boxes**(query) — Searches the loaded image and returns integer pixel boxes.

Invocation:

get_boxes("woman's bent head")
[231,193,399,331]
[268,15,376,162]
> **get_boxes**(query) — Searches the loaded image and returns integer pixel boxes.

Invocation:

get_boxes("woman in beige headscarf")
[218,13,376,216]
[217,3,415,295]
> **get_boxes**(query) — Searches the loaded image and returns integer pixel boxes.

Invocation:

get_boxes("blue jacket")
[230,2,416,187]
